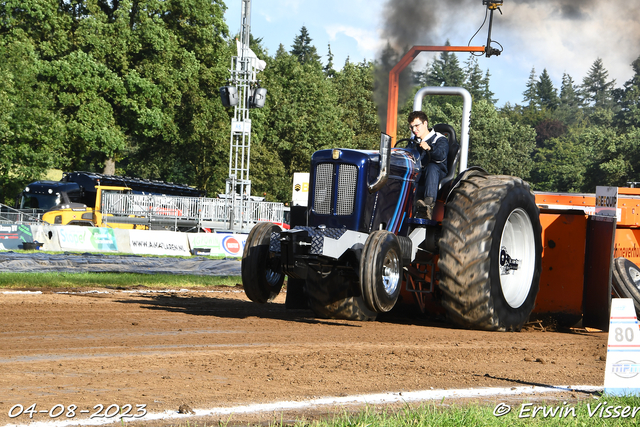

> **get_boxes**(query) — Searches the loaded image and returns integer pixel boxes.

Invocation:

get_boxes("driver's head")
[408,111,430,140]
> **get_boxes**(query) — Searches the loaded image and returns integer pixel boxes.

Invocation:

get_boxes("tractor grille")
[313,163,357,216]
[314,163,334,215]
[336,164,357,215]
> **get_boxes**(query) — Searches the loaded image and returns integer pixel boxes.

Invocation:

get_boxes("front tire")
[438,174,542,331]
[360,230,403,313]
[241,222,284,303]
[305,265,377,321]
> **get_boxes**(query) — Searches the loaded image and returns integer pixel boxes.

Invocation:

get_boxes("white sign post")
[604,298,640,396]
[595,186,619,218]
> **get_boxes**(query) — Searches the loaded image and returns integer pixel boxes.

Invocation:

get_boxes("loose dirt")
[0,287,607,426]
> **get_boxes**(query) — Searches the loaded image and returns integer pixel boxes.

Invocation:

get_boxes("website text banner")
[129,229,191,256]
[58,227,118,252]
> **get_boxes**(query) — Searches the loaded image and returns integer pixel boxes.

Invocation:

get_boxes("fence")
[101,192,284,231]
[0,204,43,225]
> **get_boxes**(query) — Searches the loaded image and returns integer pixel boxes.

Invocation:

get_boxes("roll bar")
[413,87,472,172]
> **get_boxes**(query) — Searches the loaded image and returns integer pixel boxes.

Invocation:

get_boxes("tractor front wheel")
[360,230,403,313]
[241,222,284,303]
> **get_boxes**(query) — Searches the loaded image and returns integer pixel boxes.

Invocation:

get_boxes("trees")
[468,100,536,179]
[557,73,583,125]
[581,58,616,110]
[463,56,495,103]
[421,41,465,88]
[537,69,559,110]
[522,67,539,108]
[290,26,321,67]
[252,43,352,201]
[614,55,640,129]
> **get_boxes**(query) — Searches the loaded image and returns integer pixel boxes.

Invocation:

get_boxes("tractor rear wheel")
[612,257,640,315]
[438,174,542,331]
[241,222,284,303]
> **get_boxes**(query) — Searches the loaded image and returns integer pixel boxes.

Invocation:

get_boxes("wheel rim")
[265,255,282,287]
[498,208,536,308]
[629,266,640,291]
[382,248,401,296]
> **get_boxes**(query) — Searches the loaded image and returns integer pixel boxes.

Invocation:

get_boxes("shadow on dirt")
[477,373,601,395]
[111,290,454,329]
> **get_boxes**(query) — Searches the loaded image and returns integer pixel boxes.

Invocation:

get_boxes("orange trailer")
[533,189,640,329]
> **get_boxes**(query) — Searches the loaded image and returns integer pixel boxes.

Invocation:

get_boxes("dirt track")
[0,287,607,425]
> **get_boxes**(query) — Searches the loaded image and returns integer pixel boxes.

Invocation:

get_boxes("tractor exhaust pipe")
[368,133,392,193]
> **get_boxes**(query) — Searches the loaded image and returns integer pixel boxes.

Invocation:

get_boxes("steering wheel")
[394,138,413,148]
[394,138,430,164]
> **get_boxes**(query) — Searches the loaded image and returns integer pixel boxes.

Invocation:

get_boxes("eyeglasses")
[409,122,423,130]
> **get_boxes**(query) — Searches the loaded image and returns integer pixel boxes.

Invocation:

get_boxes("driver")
[407,111,448,219]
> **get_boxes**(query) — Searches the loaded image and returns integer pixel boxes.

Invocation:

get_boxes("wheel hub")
[500,246,520,275]
[382,249,401,296]
[499,208,536,309]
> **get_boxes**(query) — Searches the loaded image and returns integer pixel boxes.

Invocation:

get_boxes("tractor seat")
[433,123,460,194]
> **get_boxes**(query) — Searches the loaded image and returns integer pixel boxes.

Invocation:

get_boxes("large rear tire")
[612,257,640,315]
[360,230,403,313]
[438,174,542,331]
[241,222,284,303]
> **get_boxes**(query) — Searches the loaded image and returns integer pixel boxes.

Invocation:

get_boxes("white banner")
[58,227,118,252]
[129,230,191,256]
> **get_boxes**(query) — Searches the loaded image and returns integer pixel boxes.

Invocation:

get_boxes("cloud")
[500,1,640,85]
[325,25,384,58]
[378,0,640,101]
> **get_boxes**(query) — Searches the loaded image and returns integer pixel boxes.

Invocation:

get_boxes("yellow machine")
[41,185,145,229]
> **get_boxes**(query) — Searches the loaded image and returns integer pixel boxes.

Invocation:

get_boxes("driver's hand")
[420,141,431,151]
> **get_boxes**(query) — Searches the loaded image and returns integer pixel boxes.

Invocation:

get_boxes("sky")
[224,0,640,108]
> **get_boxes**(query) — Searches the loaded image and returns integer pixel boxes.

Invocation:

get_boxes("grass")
[151,395,640,427]
[0,272,242,289]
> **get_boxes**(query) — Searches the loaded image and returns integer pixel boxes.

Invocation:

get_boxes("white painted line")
[2,291,42,294]
[3,385,602,427]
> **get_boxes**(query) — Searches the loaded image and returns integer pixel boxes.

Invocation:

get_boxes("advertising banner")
[0,224,33,250]
[58,227,118,252]
[187,233,225,256]
[218,233,248,258]
[129,229,191,256]
[186,233,248,258]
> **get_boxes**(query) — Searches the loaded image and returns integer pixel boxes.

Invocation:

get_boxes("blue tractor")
[241,87,543,331]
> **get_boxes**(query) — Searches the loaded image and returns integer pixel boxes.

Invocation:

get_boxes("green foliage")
[0,39,61,203]
[332,59,379,149]
[424,41,465,88]
[468,100,536,179]
[464,56,495,103]
[1,1,640,201]
[537,69,559,110]
[252,46,353,201]
[290,26,321,68]
[614,55,640,129]
[581,57,616,110]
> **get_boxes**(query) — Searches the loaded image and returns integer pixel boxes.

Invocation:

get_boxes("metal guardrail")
[0,204,43,224]
[101,192,284,230]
